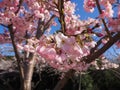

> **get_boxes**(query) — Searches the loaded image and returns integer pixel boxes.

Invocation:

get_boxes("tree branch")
[58,0,66,34]
[35,19,44,39]
[84,32,120,63]
[44,15,56,30]
[95,0,111,38]
[8,24,24,80]
[36,15,55,39]
[90,36,107,53]
[15,0,23,14]
[54,70,75,90]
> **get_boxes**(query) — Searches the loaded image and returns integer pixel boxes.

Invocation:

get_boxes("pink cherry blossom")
[0,0,119,73]
[64,1,76,15]
[83,0,96,13]
[99,1,114,18]
[37,46,57,61]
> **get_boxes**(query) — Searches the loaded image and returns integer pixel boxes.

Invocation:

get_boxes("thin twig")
[44,15,56,30]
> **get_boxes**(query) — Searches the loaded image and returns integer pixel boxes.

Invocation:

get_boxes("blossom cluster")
[0,0,52,40]
[91,57,119,70]
[0,0,119,72]
[84,0,96,13]
[83,0,115,17]
[35,1,101,71]
[36,32,97,71]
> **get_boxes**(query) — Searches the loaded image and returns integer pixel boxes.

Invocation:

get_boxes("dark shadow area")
[0,59,120,90]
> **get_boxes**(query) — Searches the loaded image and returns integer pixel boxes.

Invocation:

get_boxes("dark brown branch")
[8,24,24,80]
[58,0,66,34]
[36,15,55,39]
[44,15,56,30]
[54,70,75,90]
[35,19,44,39]
[95,0,111,38]
[15,0,23,14]
[84,32,120,63]
[90,36,107,53]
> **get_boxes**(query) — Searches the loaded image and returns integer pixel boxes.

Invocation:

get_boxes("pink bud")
[96,33,104,37]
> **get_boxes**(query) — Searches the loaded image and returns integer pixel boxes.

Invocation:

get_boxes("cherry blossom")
[36,32,97,71]
[2,1,120,90]
[83,0,96,13]
[0,0,119,73]
[99,1,114,18]
[91,57,119,70]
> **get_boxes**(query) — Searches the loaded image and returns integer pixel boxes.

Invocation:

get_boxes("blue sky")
[0,26,4,33]
[71,0,99,19]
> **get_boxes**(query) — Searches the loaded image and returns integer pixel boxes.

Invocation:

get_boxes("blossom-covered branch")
[84,32,120,63]
[95,0,111,38]
[8,24,24,83]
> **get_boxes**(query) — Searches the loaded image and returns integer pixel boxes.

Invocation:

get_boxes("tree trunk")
[23,80,32,90]
[21,58,36,90]
[54,70,75,90]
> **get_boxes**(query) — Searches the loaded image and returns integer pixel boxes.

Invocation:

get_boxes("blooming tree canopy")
[0,0,120,72]
[1,0,120,90]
